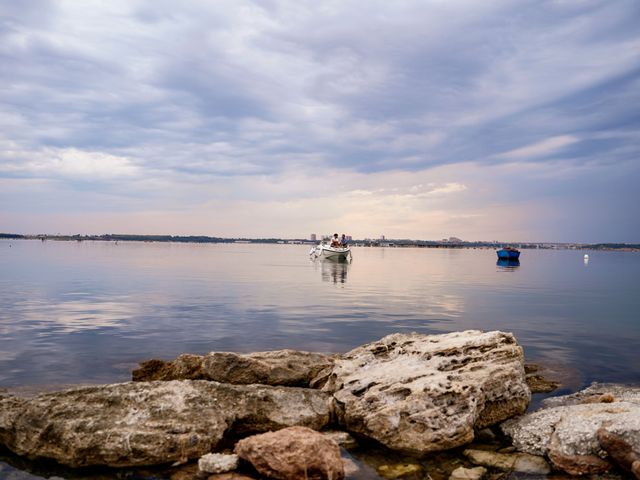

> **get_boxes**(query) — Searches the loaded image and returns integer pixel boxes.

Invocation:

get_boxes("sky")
[1,0,639,242]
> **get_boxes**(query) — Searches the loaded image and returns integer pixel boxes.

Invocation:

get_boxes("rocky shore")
[1,330,638,479]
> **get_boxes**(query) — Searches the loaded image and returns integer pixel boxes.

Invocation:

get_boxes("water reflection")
[319,257,350,284]
[496,258,520,270]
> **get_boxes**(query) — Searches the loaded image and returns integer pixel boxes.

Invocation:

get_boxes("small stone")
[199,453,239,474]
[580,393,615,404]
[464,449,551,474]
[449,466,487,480]
[377,463,423,479]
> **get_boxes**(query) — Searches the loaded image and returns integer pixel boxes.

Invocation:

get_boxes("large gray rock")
[133,350,333,387]
[234,426,344,480]
[0,380,332,468]
[501,383,640,476]
[319,330,530,453]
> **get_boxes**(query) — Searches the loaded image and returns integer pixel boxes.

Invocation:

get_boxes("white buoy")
[584,254,589,259]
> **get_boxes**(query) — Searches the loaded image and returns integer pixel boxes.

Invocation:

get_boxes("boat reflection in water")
[496,258,520,270]
[319,257,350,284]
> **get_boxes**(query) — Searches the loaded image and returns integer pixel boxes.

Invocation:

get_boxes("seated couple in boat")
[330,233,349,248]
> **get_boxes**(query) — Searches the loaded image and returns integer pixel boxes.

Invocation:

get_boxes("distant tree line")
[0,233,638,250]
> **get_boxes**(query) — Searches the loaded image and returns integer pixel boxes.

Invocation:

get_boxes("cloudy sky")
[1,0,639,242]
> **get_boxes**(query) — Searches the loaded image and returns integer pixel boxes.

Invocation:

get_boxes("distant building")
[310,234,317,241]
[448,236,462,243]
[380,235,386,241]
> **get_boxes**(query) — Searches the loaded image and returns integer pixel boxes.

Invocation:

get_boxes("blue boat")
[496,247,520,260]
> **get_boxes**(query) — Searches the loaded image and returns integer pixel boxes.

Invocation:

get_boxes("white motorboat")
[309,243,351,260]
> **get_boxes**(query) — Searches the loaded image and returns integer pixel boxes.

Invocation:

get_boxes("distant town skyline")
[1,1,639,243]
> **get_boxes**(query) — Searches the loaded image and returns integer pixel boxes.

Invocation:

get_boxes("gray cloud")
[1,0,639,240]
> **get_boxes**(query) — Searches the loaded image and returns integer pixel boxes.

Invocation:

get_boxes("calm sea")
[1,239,639,477]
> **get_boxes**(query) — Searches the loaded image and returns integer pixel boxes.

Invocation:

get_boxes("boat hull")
[496,249,520,260]
[311,245,351,260]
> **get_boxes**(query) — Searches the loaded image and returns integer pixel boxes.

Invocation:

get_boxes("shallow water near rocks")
[1,240,639,479]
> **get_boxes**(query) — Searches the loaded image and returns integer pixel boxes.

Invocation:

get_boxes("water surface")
[1,239,639,478]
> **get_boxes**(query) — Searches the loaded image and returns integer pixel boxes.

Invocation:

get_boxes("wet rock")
[502,383,640,476]
[0,380,332,468]
[463,449,551,474]
[342,457,360,477]
[133,350,333,387]
[198,453,239,474]
[234,426,344,480]
[322,430,358,449]
[320,330,530,453]
[525,375,560,393]
[449,466,487,480]
[377,462,423,479]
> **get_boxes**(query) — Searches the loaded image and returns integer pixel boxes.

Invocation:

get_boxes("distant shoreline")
[1,233,638,251]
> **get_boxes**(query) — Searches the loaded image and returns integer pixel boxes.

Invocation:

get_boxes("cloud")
[1,0,639,241]
[0,143,139,180]
[495,135,580,160]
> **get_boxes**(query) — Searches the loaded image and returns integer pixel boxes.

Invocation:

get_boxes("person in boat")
[340,234,348,247]
[330,233,341,247]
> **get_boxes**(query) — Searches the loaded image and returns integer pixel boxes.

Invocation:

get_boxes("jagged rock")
[0,380,332,468]
[198,453,239,474]
[449,466,487,480]
[502,383,640,476]
[463,449,551,474]
[319,330,530,453]
[133,350,333,387]
[234,426,344,480]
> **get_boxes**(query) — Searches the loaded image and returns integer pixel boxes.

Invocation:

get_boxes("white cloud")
[0,144,139,180]
[495,135,580,160]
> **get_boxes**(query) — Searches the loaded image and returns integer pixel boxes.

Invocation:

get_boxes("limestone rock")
[198,453,239,474]
[501,383,640,476]
[133,350,333,387]
[449,466,487,480]
[234,426,344,480]
[0,380,332,468]
[320,330,530,453]
[463,449,551,474]
[541,383,640,408]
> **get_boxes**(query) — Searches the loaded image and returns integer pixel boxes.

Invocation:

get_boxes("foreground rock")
[234,426,344,480]
[319,330,530,453]
[502,383,640,476]
[0,380,332,468]
[133,350,333,387]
